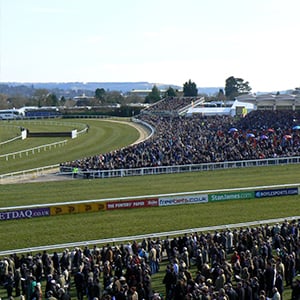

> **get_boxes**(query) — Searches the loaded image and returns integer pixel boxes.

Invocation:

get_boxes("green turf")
[0,124,21,142]
[0,118,139,174]
[1,164,300,250]
[1,164,299,207]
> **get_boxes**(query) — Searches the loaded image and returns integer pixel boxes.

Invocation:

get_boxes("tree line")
[142,76,251,103]
[0,76,252,110]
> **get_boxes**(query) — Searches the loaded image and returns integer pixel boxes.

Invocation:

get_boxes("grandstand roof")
[236,93,300,108]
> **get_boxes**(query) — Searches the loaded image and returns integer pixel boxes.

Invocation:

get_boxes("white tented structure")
[186,100,255,117]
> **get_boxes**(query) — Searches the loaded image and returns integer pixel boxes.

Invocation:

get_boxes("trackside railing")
[0,164,60,182]
[131,117,155,140]
[0,216,299,256]
[0,135,22,146]
[0,140,68,161]
[59,156,300,179]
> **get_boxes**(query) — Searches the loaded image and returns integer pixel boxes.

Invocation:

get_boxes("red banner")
[106,198,158,210]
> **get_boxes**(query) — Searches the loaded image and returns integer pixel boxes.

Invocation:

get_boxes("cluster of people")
[60,108,300,171]
[143,97,197,115]
[1,219,300,299]
[0,240,163,300]
[160,219,300,300]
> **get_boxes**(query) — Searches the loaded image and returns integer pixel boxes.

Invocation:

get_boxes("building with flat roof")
[236,93,300,110]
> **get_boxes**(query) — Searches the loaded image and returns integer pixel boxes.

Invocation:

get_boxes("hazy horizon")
[1,0,300,92]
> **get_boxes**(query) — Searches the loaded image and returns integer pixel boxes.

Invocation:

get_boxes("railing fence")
[60,156,300,179]
[0,216,299,256]
[0,140,68,161]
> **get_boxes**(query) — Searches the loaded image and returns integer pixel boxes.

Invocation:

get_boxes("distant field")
[0,118,139,174]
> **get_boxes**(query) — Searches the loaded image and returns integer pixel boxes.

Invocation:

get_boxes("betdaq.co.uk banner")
[255,188,298,198]
[209,191,254,202]
[159,194,208,206]
[0,207,50,221]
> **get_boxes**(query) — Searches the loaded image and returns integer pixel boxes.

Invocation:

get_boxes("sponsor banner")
[106,198,158,210]
[78,203,106,213]
[46,202,106,216]
[0,207,50,221]
[209,191,254,202]
[255,188,298,198]
[159,194,208,206]
[50,205,79,216]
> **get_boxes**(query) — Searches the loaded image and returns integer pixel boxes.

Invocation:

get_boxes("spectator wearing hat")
[181,247,190,269]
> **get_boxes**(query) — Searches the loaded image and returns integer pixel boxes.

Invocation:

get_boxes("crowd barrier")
[0,164,60,183]
[1,216,300,257]
[59,156,300,179]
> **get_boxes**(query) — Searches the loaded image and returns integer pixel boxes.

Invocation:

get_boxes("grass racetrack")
[1,117,299,299]
[1,164,300,250]
[0,118,140,174]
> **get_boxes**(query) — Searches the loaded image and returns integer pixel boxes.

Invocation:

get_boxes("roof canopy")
[236,93,300,107]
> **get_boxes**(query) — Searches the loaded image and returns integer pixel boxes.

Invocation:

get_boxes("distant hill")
[198,87,224,96]
[1,82,294,97]
[1,81,224,96]
[2,82,181,93]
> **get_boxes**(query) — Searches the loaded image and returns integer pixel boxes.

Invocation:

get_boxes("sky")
[0,0,300,93]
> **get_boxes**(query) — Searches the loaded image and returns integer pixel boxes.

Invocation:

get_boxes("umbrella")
[267,128,275,133]
[283,134,292,139]
[260,135,268,140]
[292,125,300,130]
[229,127,238,133]
[246,133,255,138]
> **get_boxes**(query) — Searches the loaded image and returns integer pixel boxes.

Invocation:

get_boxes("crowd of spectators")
[60,107,300,172]
[1,219,300,300]
[142,97,198,115]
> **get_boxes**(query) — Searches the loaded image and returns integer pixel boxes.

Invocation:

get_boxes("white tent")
[186,100,255,117]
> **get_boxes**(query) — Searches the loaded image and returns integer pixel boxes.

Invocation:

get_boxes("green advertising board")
[209,191,254,202]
